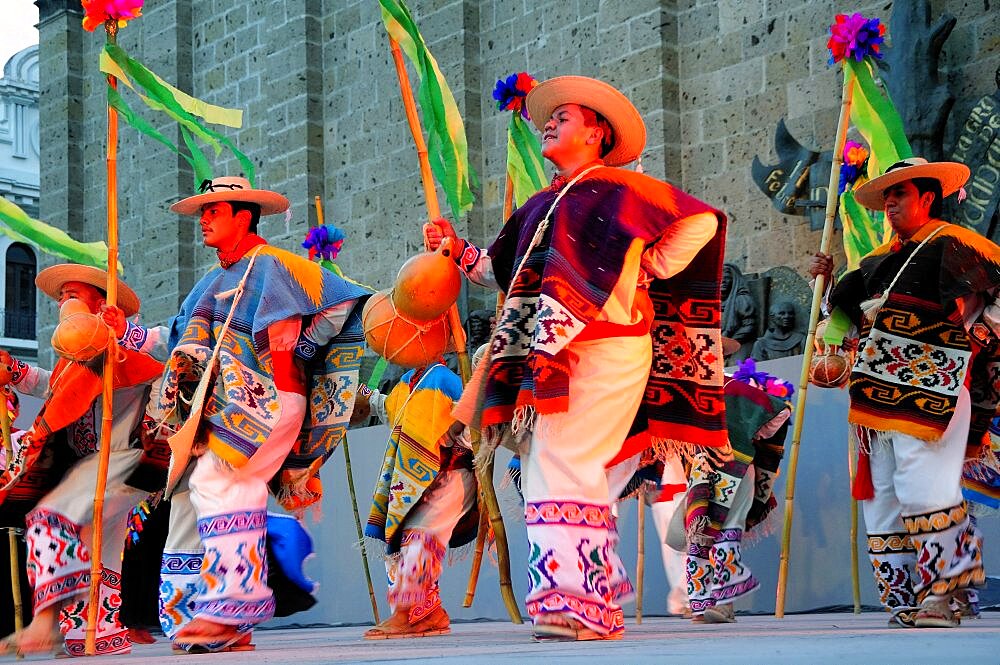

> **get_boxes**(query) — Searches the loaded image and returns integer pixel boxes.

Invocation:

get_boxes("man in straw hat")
[810,157,1000,628]
[428,76,730,641]
[103,176,368,651]
[0,266,164,656]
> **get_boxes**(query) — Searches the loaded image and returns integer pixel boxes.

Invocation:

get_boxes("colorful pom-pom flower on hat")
[827,13,885,65]
[492,72,538,119]
[838,140,869,194]
[81,0,144,32]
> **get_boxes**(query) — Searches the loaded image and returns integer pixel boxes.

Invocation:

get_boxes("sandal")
[531,615,623,642]
[174,618,248,649]
[914,599,959,628]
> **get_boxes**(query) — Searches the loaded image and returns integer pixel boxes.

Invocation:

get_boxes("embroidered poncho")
[0,352,163,508]
[685,379,790,545]
[364,364,477,553]
[831,221,1000,454]
[159,246,368,484]
[480,167,729,455]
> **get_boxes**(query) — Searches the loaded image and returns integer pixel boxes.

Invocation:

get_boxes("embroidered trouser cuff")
[903,502,985,604]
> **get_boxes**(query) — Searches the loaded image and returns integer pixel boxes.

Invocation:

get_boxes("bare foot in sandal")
[0,607,62,655]
[174,618,243,647]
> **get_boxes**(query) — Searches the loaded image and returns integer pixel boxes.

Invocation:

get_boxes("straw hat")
[525,76,646,167]
[35,264,140,317]
[170,176,290,217]
[853,157,970,211]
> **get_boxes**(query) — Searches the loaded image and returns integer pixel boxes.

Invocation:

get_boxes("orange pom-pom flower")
[81,0,143,32]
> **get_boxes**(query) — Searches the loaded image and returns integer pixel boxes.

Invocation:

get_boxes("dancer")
[428,76,729,641]
[810,158,998,628]
[354,356,478,639]
[0,266,162,656]
[105,176,368,650]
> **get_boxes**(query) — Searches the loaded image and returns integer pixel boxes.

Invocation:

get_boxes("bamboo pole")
[313,196,381,624]
[1,395,23,659]
[387,38,521,624]
[85,20,122,655]
[847,432,861,614]
[775,67,855,618]
[463,171,514,607]
[635,497,645,625]
[462,502,489,607]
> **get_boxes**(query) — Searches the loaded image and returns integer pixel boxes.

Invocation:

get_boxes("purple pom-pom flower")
[827,13,886,66]
[302,225,345,262]
[492,72,538,119]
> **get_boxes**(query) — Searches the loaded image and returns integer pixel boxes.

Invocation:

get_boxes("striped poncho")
[479,166,729,457]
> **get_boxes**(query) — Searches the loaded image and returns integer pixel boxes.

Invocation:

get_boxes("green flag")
[838,58,913,269]
[0,197,114,270]
[506,113,546,207]
[101,44,255,189]
[378,0,477,220]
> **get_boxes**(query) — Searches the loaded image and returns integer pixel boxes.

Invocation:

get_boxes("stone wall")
[34,0,1000,359]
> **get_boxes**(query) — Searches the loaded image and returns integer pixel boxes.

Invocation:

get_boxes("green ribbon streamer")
[837,58,913,270]
[840,191,884,270]
[366,357,389,390]
[0,197,114,270]
[506,113,547,207]
[103,44,255,189]
[378,0,477,220]
[823,307,854,347]
[846,59,913,177]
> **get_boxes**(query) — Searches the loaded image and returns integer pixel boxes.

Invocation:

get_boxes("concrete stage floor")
[2,612,997,664]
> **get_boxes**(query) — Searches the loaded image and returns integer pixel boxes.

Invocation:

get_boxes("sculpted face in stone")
[883,180,934,239]
[199,201,251,251]
[772,301,796,333]
[541,103,605,171]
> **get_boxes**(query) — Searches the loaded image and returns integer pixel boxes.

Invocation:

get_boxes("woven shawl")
[0,351,163,507]
[481,167,728,453]
[685,379,790,545]
[364,364,477,553]
[831,221,1000,452]
[160,245,368,488]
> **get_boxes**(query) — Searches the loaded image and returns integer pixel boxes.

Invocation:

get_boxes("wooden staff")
[313,196,381,624]
[463,171,514,608]
[388,38,521,624]
[635,496,645,625]
[775,66,855,618]
[847,432,861,614]
[85,19,122,655]
[1,394,24,659]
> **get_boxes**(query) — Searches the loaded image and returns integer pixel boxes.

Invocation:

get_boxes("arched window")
[5,243,36,339]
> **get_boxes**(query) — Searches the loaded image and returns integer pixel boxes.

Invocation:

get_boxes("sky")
[0,0,39,71]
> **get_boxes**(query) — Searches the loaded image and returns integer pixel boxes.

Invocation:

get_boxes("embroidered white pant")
[158,465,202,643]
[25,448,144,657]
[182,391,305,631]
[686,466,758,614]
[861,387,984,608]
[385,468,476,622]
[650,456,689,615]
[522,334,651,636]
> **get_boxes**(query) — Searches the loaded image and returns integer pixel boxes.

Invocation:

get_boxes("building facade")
[32,0,999,362]
[0,45,39,361]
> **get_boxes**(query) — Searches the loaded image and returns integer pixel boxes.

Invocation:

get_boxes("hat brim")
[853,161,970,210]
[35,264,140,317]
[170,189,290,217]
[525,76,646,167]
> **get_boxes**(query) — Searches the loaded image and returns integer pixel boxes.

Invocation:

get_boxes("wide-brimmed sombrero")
[525,76,646,167]
[36,264,140,316]
[853,157,970,211]
[170,176,289,217]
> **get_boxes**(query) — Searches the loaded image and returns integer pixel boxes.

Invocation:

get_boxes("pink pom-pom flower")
[81,0,143,32]
[827,13,885,65]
